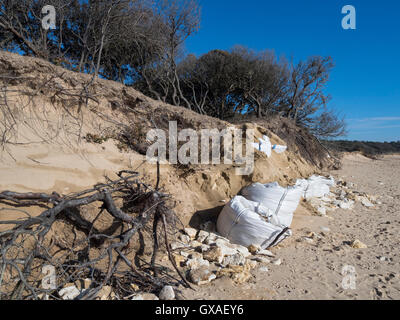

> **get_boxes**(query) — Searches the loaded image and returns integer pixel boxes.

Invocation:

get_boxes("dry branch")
[0,170,188,300]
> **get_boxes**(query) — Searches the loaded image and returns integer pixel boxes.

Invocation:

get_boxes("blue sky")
[186,0,400,142]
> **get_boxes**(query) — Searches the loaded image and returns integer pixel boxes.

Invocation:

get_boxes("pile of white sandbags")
[252,135,287,158]
[216,196,292,250]
[217,175,335,249]
[296,175,335,201]
[240,182,304,228]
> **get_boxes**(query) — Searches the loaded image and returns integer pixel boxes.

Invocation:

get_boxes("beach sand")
[180,154,400,300]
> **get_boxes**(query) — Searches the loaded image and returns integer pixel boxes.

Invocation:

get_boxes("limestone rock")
[188,266,216,285]
[248,244,261,254]
[257,249,275,257]
[184,227,198,239]
[96,286,113,300]
[197,230,210,243]
[203,247,224,264]
[222,253,246,267]
[159,286,175,300]
[186,257,210,269]
[180,234,191,244]
[350,239,368,249]
[132,293,159,300]
[59,285,80,300]
[272,258,282,266]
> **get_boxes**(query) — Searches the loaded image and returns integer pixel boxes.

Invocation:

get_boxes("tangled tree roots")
[0,169,191,300]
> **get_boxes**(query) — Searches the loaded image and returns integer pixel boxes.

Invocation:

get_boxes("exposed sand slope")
[0,51,320,226]
[181,155,400,300]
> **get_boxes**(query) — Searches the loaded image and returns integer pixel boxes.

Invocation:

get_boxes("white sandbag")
[296,175,335,200]
[240,182,304,228]
[272,145,287,154]
[252,135,272,158]
[217,196,292,249]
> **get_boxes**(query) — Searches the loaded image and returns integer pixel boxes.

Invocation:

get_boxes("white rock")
[320,227,331,233]
[159,286,175,300]
[188,267,217,285]
[197,230,210,243]
[186,257,210,269]
[197,244,211,253]
[257,249,275,257]
[170,242,187,250]
[317,206,327,216]
[59,285,80,300]
[180,234,191,244]
[132,293,159,300]
[184,228,198,239]
[222,253,246,267]
[252,256,270,264]
[259,267,269,272]
[361,198,374,208]
[233,244,251,258]
[272,258,282,266]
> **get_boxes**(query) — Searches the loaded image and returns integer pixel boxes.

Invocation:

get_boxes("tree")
[285,56,334,124]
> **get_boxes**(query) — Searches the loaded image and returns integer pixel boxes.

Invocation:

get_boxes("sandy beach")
[180,154,400,300]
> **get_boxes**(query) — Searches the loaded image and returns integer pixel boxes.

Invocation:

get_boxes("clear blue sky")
[186,0,400,142]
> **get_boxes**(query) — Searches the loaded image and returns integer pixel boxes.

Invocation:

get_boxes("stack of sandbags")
[240,182,304,228]
[216,196,292,249]
[296,175,335,201]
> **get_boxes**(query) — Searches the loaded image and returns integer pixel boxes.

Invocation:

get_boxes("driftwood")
[0,167,190,300]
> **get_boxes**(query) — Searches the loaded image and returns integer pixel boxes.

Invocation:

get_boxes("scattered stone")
[248,244,261,254]
[184,227,198,239]
[233,244,251,257]
[251,256,270,264]
[259,267,269,272]
[257,249,275,257]
[361,198,374,208]
[173,254,187,266]
[97,286,113,300]
[179,234,191,244]
[222,253,246,267]
[317,206,327,216]
[132,293,159,300]
[272,258,282,266]
[379,256,387,262]
[159,286,175,300]
[350,239,368,249]
[130,283,140,291]
[320,227,331,233]
[203,247,224,264]
[59,285,80,300]
[198,244,211,253]
[186,257,210,269]
[180,251,190,258]
[338,200,354,210]
[189,252,203,261]
[188,266,216,285]
[231,271,252,284]
[190,240,203,248]
[216,239,238,256]
[246,259,258,269]
[197,230,210,243]
[131,295,144,300]
[75,278,92,290]
[170,242,187,250]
